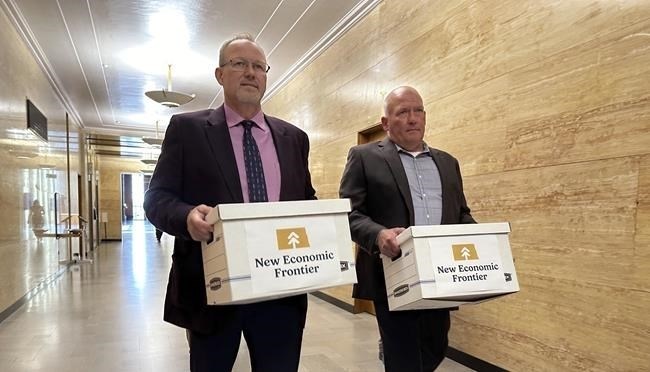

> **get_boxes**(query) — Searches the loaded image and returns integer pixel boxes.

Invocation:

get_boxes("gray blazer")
[339,137,475,301]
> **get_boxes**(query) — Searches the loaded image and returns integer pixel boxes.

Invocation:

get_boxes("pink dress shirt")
[224,104,281,202]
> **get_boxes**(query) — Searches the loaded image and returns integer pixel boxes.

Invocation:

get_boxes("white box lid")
[396,222,511,245]
[206,199,351,224]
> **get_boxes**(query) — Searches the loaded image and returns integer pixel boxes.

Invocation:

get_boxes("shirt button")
[423,194,426,197]
[426,215,430,218]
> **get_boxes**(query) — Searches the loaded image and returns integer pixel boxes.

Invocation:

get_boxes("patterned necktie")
[241,120,268,202]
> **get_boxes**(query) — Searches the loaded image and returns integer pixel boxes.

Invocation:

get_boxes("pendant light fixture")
[142,120,163,146]
[141,120,162,165]
[145,64,195,108]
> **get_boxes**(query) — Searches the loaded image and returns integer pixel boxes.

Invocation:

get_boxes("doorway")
[121,173,146,223]
[120,172,157,241]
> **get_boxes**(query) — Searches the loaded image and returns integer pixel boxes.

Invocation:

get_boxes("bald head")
[383,86,422,117]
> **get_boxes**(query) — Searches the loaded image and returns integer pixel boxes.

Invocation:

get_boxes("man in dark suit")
[339,86,475,372]
[144,33,315,372]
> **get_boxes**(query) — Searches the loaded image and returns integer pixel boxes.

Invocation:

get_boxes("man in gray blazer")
[145,33,315,371]
[339,86,475,371]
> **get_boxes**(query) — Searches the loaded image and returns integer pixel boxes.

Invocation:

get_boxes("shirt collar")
[394,142,430,157]
[224,104,268,131]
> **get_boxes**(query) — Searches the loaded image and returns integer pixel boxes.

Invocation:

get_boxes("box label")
[429,235,505,294]
[245,215,342,293]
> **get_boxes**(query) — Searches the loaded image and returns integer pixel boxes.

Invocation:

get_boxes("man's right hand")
[186,204,214,242]
[376,227,405,258]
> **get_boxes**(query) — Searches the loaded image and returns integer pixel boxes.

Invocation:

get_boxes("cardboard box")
[201,199,356,305]
[382,222,519,311]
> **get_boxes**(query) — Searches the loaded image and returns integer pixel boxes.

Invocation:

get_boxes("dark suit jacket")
[339,138,475,301]
[144,105,316,333]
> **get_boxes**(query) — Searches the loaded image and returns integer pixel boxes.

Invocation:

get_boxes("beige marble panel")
[263,0,650,370]
[501,31,650,170]
[308,135,358,200]
[0,8,85,315]
[635,155,650,289]
[452,274,650,371]
[317,285,354,307]
[266,0,650,137]
[363,8,650,176]
[265,0,471,124]
[452,158,649,370]
[467,157,641,287]
[0,238,61,313]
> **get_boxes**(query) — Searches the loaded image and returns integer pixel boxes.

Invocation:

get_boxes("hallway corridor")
[0,221,472,372]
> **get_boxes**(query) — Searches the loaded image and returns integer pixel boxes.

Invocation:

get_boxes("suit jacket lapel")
[205,106,243,201]
[265,116,291,200]
[378,138,415,225]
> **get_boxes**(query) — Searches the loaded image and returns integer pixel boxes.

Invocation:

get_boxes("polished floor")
[0,220,473,372]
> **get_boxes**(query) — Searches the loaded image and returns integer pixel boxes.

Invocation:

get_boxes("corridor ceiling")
[1,0,380,139]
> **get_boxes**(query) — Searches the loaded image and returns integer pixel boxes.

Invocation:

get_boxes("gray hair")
[219,33,257,66]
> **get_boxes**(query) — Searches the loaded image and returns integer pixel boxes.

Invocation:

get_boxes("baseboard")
[310,291,506,371]
[446,347,507,372]
[310,291,355,313]
[0,264,69,324]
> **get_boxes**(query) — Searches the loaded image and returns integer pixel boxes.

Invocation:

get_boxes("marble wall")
[0,9,85,314]
[264,0,650,370]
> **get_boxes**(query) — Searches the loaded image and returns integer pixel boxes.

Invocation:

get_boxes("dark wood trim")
[310,289,507,371]
[357,122,383,144]
[310,291,354,313]
[353,298,375,314]
[446,347,508,372]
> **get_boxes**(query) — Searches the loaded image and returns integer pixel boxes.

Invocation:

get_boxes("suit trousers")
[373,300,450,372]
[188,297,306,372]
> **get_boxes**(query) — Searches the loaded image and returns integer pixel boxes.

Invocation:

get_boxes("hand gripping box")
[382,222,519,311]
[201,199,357,305]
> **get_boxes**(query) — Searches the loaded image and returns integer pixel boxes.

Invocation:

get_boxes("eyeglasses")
[220,58,270,74]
